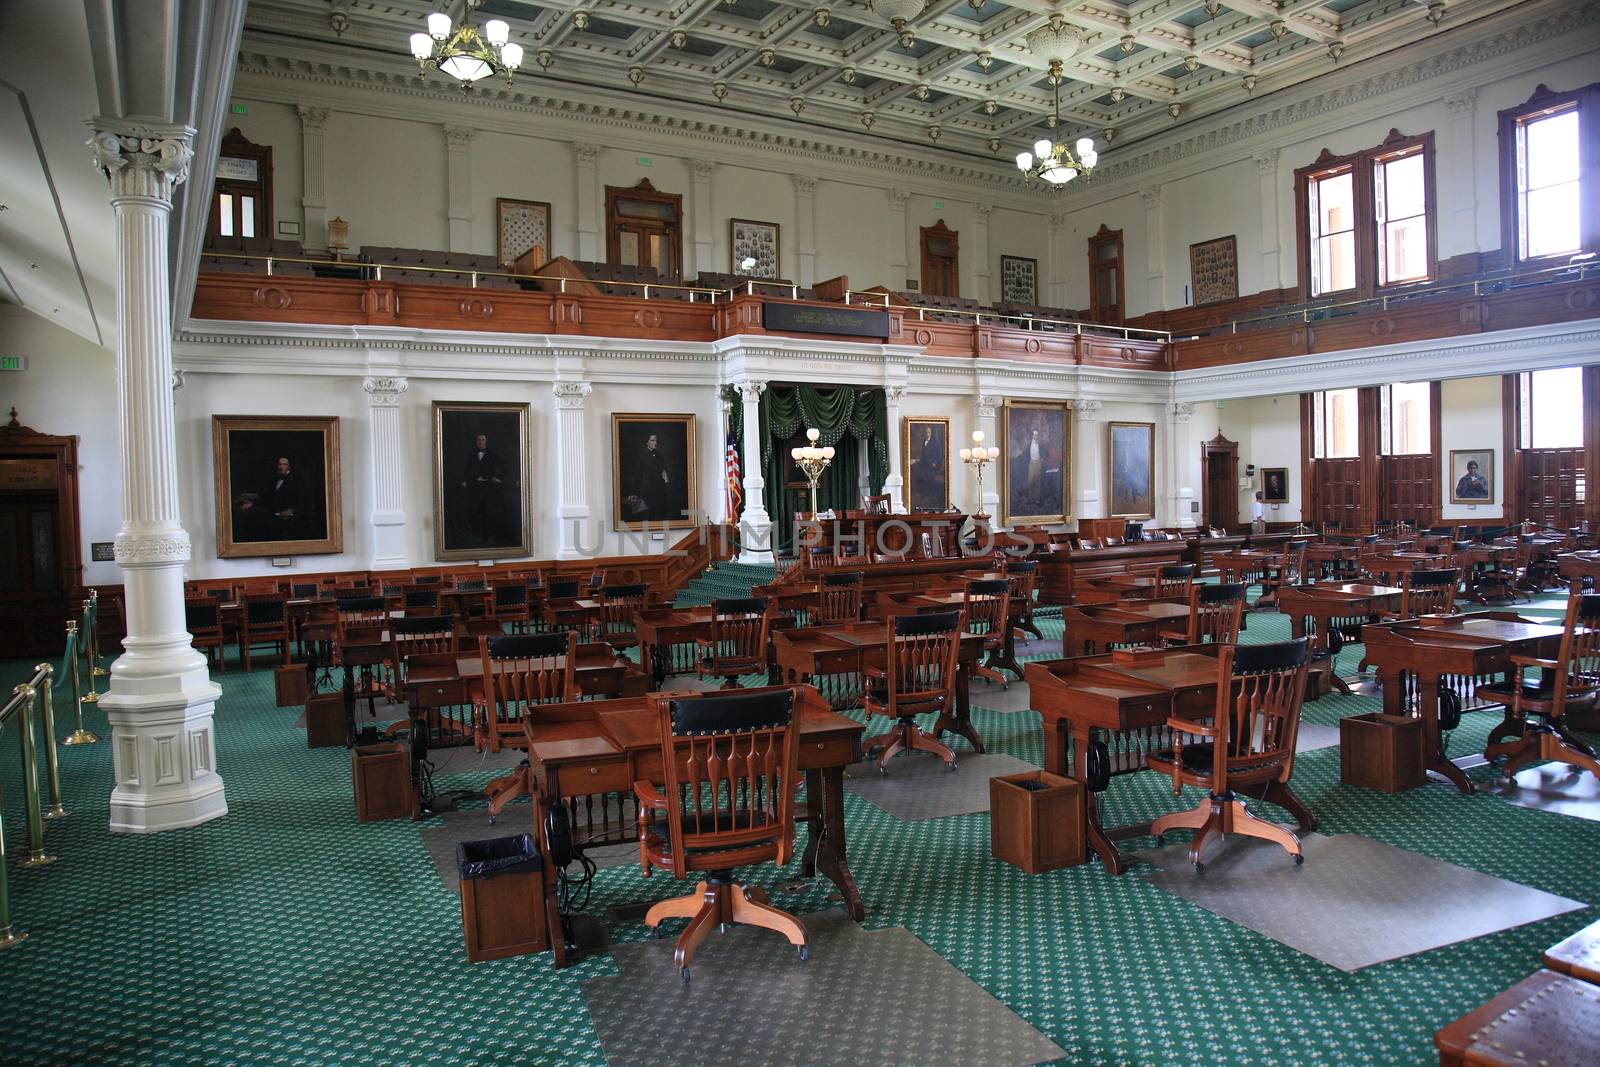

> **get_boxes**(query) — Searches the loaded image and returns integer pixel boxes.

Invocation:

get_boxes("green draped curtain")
[757,385,888,552]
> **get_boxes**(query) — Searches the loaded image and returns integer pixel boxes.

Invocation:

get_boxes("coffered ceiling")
[248,0,1531,163]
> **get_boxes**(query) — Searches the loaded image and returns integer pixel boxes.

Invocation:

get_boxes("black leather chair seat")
[651,811,772,855]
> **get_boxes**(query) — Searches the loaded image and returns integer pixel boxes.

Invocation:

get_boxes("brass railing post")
[13,683,57,868]
[34,664,65,820]
[0,771,22,948]
[80,599,100,705]
[62,621,98,746]
[89,590,107,681]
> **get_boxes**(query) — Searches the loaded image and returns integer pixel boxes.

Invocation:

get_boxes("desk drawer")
[562,760,630,795]
[800,736,858,769]
[409,679,468,708]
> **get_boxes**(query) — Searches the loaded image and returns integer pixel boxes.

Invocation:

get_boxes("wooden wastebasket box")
[352,741,414,822]
[990,770,1085,874]
[457,835,550,962]
[1339,713,1426,793]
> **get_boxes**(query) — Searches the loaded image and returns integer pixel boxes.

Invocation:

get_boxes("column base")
[102,675,227,834]
[738,548,776,565]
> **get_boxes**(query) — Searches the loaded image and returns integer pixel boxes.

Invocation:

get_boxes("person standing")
[1251,490,1267,534]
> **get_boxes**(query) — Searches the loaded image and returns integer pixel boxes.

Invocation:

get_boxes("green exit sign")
[933,200,944,209]
[0,355,26,371]
[231,103,248,115]
[637,155,652,166]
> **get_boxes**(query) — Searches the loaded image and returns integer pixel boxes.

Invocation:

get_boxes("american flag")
[725,432,743,521]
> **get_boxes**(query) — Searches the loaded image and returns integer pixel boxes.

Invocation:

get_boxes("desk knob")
[816,742,825,750]
[588,766,599,775]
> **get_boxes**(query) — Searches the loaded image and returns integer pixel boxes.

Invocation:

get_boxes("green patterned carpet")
[2,577,1597,1066]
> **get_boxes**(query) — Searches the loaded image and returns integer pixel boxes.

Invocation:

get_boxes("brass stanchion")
[12,684,57,869]
[62,622,98,746]
[78,598,99,704]
[33,663,66,820]
[89,590,108,681]
[0,779,24,948]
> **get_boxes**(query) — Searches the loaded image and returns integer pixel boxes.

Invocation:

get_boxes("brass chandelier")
[1015,16,1097,186]
[408,0,524,88]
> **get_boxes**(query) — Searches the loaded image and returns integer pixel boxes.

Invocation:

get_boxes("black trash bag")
[458,834,542,880]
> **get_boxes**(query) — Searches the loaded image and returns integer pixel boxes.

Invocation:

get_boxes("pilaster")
[553,381,593,560]
[1047,213,1068,308]
[883,384,907,512]
[971,203,993,304]
[363,375,409,566]
[88,117,226,833]
[1141,188,1164,313]
[975,393,1001,523]
[443,124,474,253]
[1255,152,1282,291]
[792,175,817,287]
[572,142,602,261]
[296,105,330,250]
[1166,402,1197,529]
[735,380,773,563]
[687,160,715,278]
[1443,89,1480,259]
[886,189,909,289]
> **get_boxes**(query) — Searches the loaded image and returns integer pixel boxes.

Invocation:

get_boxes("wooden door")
[1521,448,1584,529]
[919,221,959,297]
[1088,224,1124,323]
[606,179,683,278]
[1201,434,1238,532]
[0,413,82,655]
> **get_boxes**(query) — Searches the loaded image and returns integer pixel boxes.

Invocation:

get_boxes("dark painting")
[212,415,342,558]
[1002,402,1070,524]
[434,403,530,559]
[1261,466,1290,503]
[614,414,696,529]
[904,417,950,513]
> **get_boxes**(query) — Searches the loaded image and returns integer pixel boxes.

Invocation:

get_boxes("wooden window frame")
[1087,224,1124,323]
[1497,82,1600,269]
[919,220,960,297]
[209,128,273,245]
[1293,129,1437,302]
[604,179,684,278]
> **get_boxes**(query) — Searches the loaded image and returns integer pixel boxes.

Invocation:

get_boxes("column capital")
[687,159,716,179]
[885,384,907,406]
[735,380,767,403]
[442,124,475,150]
[977,394,1001,419]
[571,141,602,165]
[1073,398,1103,422]
[362,375,409,406]
[554,381,593,409]
[973,202,993,221]
[1171,401,1195,424]
[296,105,330,131]
[1444,87,1478,117]
[885,188,910,210]
[87,119,195,202]
[1139,188,1161,210]
[1049,212,1069,232]
[791,174,818,196]
[172,369,185,391]
[1254,150,1278,175]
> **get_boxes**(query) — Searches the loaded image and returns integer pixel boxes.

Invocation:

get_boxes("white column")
[1167,402,1197,529]
[736,380,773,563]
[573,142,601,261]
[1047,213,1067,308]
[883,384,907,512]
[791,175,817,287]
[1073,398,1103,519]
[88,119,225,833]
[1255,152,1282,291]
[1141,188,1164,313]
[886,189,909,289]
[975,393,1001,523]
[296,106,329,251]
[687,160,714,278]
[553,382,593,560]
[444,124,474,253]
[363,376,409,566]
[972,203,993,304]
[1443,89,1480,259]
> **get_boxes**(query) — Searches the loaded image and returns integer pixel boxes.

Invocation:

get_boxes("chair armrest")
[864,666,889,681]
[632,779,668,810]
[694,636,715,647]
[1509,654,1560,671]
[1166,716,1214,737]
[1158,629,1188,644]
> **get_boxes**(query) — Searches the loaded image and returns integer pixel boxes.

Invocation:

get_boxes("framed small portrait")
[903,416,950,513]
[1189,234,1238,305]
[1108,421,1155,518]
[730,218,780,280]
[496,197,551,270]
[433,402,532,560]
[1001,400,1072,525]
[1449,449,1495,504]
[999,255,1038,305]
[613,414,697,530]
[1261,466,1290,504]
[212,415,342,559]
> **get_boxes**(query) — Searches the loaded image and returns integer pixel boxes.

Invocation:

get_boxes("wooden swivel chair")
[238,594,292,671]
[1148,638,1312,872]
[696,597,773,688]
[544,579,589,638]
[185,598,227,674]
[862,610,963,773]
[1154,563,1197,600]
[387,615,460,697]
[1161,582,1247,646]
[1477,586,1600,783]
[863,492,892,514]
[634,686,806,982]
[964,579,1013,687]
[1259,540,1309,600]
[815,571,864,624]
[598,583,648,659]
[474,632,578,818]
[403,587,440,615]
[1387,567,1459,619]
[491,581,532,632]
[1005,559,1042,641]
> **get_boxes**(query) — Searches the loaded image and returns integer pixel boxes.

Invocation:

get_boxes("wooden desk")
[1360,614,1564,794]
[1304,542,1360,580]
[1361,552,1442,586]
[1026,646,1315,874]
[1277,582,1403,694]
[1059,601,1191,656]
[1212,549,1281,607]
[1452,544,1519,603]
[1558,551,1600,583]
[773,621,986,753]
[524,686,865,966]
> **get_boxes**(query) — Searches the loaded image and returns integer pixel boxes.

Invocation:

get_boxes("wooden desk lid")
[1455,970,1600,1066]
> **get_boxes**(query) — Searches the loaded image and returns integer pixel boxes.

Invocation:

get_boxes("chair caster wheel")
[948,761,958,771]
[877,765,888,778]
[680,966,691,984]
[1193,862,1205,875]
[797,945,810,961]
[1294,853,1305,866]
[651,924,663,939]
[1153,834,1164,846]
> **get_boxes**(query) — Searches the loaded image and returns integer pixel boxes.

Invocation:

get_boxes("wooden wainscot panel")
[394,285,556,334]
[1079,335,1167,370]
[717,295,767,335]
[1481,277,1600,333]
[902,319,978,358]
[981,326,1080,365]
[1308,295,1476,354]
[577,295,719,341]
[192,274,369,326]
[1170,325,1308,370]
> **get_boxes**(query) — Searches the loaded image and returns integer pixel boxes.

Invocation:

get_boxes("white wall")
[1439,375,1507,521]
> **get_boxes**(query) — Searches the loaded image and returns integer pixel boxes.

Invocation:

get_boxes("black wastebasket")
[457,834,541,880]
[456,834,548,962]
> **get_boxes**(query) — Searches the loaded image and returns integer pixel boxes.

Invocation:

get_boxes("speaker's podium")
[796,510,968,558]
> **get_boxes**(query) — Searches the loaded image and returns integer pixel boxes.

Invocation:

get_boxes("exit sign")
[0,355,26,371]
[231,103,248,115]
[637,155,652,166]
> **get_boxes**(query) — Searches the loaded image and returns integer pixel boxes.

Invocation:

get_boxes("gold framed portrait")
[612,413,698,531]
[433,401,533,560]
[1107,421,1155,519]
[902,416,951,513]
[1000,400,1072,525]
[212,415,342,559]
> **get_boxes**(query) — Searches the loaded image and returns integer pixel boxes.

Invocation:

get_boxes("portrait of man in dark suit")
[614,415,695,529]
[1004,404,1068,522]
[906,418,949,513]
[219,422,333,552]
[435,404,529,559]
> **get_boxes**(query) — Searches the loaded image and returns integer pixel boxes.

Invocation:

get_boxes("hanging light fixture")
[408,0,523,88]
[872,0,924,48]
[1015,16,1095,187]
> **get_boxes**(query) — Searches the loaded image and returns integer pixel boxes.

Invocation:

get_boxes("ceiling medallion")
[841,66,856,84]
[813,7,831,28]
[1120,34,1136,55]
[759,47,777,67]
[1270,19,1288,40]
[1109,86,1126,103]
[860,111,875,129]
[983,99,998,115]
[872,0,924,48]
[573,10,590,30]
[406,0,523,89]
[1183,54,1199,73]
[914,83,931,101]
[669,29,687,49]
[975,50,992,70]
[1241,73,1257,94]
[712,80,728,100]
[1426,1,1447,24]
